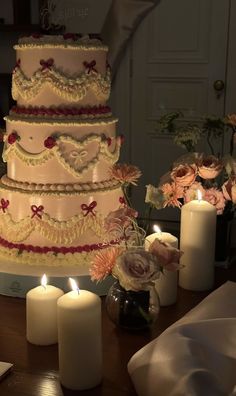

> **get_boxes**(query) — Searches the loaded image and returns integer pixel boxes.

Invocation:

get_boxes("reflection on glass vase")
[105,280,160,330]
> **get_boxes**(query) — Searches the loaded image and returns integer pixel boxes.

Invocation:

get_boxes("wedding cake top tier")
[12,34,111,110]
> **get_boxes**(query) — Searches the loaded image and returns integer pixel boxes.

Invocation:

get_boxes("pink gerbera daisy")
[89,247,123,282]
[110,164,142,185]
[161,182,183,208]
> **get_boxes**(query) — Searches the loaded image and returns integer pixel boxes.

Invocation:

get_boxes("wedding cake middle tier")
[4,116,121,184]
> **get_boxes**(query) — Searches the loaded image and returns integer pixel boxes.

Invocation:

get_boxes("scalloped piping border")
[3,133,121,177]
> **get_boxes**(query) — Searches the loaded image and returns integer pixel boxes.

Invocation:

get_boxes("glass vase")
[105,280,160,330]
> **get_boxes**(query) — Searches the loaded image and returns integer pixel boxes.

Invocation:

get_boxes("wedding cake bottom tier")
[0,182,124,273]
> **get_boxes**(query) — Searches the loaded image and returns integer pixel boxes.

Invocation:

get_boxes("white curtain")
[101,0,161,77]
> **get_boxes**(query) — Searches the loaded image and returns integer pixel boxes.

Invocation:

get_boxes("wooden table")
[0,264,235,396]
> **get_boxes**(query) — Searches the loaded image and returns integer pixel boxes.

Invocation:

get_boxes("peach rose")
[222,177,236,203]
[171,164,197,187]
[204,188,226,215]
[223,155,236,176]
[197,155,223,179]
[232,185,236,203]
[184,182,205,203]
[225,114,236,127]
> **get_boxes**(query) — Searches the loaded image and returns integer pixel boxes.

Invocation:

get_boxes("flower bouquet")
[90,163,182,329]
[146,112,236,262]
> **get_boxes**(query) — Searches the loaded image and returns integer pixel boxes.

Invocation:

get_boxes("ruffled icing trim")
[12,64,111,102]
[10,105,112,119]
[0,209,108,244]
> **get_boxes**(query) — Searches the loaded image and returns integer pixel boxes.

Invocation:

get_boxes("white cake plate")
[0,259,113,297]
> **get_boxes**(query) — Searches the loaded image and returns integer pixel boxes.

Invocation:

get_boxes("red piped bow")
[31,33,42,39]
[81,201,97,217]
[63,33,78,41]
[0,199,9,213]
[83,60,97,74]
[31,205,44,219]
[40,58,54,70]
[119,197,126,205]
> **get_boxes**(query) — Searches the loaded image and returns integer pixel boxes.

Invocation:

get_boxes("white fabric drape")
[128,281,236,396]
[101,0,160,77]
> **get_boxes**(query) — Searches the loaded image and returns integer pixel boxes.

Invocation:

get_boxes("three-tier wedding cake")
[0,34,125,277]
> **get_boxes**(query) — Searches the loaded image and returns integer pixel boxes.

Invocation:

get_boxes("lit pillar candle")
[26,274,64,345]
[145,225,178,306]
[57,278,102,391]
[179,191,216,291]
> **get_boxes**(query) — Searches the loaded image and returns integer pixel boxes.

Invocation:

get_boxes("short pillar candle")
[26,274,64,345]
[57,278,102,391]
[145,225,179,306]
[179,192,216,291]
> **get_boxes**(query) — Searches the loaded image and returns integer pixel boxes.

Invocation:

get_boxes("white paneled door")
[130,0,230,221]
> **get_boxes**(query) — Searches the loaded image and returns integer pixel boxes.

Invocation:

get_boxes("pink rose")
[197,155,222,179]
[148,238,183,271]
[112,248,160,291]
[171,164,197,187]
[204,188,226,215]
[105,206,138,232]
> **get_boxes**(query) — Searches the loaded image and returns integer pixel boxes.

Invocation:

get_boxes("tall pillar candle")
[26,274,64,345]
[57,279,102,391]
[145,227,178,306]
[179,197,216,291]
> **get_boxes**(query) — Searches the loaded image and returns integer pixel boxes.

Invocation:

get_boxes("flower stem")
[144,205,153,234]
[123,184,142,246]
[123,185,132,208]
[230,127,235,157]
[207,131,215,155]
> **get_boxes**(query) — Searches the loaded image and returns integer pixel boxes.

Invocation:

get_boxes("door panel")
[130,0,230,221]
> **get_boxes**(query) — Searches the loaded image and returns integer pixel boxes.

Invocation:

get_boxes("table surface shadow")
[0,263,235,396]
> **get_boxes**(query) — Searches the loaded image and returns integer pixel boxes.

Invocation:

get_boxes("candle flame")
[69,277,79,294]
[197,189,202,202]
[41,274,47,289]
[153,224,162,234]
